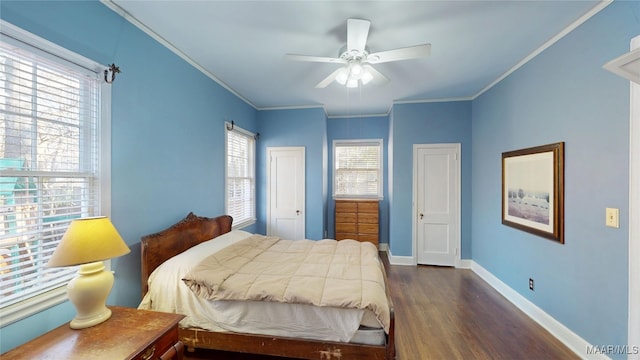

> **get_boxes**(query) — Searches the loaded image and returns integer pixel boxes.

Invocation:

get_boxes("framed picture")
[502,142,564,243]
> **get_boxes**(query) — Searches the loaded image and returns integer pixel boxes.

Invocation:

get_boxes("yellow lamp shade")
[47,216,130,268]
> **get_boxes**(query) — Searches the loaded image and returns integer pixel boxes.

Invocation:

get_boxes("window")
[225,122,256,228]
[0,21,108,326]
[333,139,383,199]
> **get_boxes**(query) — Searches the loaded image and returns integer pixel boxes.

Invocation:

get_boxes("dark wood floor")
[185,253,578,360]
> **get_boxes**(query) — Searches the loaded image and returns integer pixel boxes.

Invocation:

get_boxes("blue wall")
[388,101,472,258]
[256,108,327,240]
[327,116,390,244]
[1,0,639,356]
[471,0,637,352]
[0,0,258,352]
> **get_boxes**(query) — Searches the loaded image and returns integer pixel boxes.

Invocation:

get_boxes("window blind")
[226,125,255,227]
[334,140,382,198]
[0,36,101,310]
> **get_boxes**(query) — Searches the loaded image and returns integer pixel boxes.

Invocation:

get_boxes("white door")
[414,144,460,266]
[267,147,305,239]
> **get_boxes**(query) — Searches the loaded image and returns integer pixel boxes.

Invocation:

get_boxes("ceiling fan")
[285,18,431,88]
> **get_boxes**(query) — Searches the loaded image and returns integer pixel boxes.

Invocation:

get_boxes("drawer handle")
[141,345,156,360]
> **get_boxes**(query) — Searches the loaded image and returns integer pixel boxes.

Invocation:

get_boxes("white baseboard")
[385,249,473,268]
[386,247,415,266]
[470,261,609,360]
[382,250,606,358]
[458,259,473,269]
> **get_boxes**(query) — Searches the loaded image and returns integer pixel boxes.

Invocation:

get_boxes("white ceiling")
[104,0,606,117]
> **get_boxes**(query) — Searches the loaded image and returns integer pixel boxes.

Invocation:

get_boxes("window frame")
[332,139,384,200]
[0,20,111,327]
[224,122,256,229]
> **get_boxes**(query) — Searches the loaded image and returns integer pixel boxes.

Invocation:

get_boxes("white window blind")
[225,123,255,228]
[333,140,383,199]
[0,26,102,317]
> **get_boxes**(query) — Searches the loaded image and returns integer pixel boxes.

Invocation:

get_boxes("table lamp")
[47,216,130,329]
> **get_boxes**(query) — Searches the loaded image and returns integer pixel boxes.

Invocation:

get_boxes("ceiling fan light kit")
[286,18,431,89]
[336,61,374,88]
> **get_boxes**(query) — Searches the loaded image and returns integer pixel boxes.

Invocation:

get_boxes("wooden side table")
[2,306,185,360]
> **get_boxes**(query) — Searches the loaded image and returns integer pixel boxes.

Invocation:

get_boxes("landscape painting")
[502,142,564,243]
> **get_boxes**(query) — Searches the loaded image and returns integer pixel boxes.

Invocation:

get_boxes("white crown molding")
[257,104,324,112]
[473,0,613,100]
[394,96,473,105]
[327,112,390,119]
[101,0,611,117]
[352,0,613,114]
[100,0,258,110]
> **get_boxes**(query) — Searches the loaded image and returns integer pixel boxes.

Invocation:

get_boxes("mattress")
[138,230,386,345]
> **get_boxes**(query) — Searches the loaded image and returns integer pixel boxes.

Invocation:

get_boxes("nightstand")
[2,306,185,360]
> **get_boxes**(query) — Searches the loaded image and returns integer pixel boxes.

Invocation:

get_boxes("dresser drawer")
[336,212,357,223]
[358,212,378,224]
[336,223,357,233]
[335,233,357,241]
[134,326,179,360]
[358,234,379,245]
[336,201,357,212]
[357,202,378,213]
[159,342,184,360]
[358,223,379,235]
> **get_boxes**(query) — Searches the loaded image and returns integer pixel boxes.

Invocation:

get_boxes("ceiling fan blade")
[367,44,431,64]
[363,64,389,85]
[347,19,370,53]
[285,54,345,64]
[315,67,345,88]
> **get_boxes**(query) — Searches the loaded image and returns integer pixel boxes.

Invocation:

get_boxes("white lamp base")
[67,261,114,329]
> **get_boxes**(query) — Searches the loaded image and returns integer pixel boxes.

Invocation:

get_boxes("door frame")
[628,35,640,356]
[266,146,305,238]
[412,143,462,267]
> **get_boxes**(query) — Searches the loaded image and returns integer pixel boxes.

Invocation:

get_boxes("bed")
[139,212,396,360]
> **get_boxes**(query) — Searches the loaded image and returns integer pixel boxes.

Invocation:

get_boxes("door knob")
[296,210,300,215]
[419,213,424,219]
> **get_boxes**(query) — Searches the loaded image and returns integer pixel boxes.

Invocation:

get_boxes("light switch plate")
[606,208,620,228]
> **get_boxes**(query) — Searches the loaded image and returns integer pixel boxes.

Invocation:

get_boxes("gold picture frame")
[502,142,564,244]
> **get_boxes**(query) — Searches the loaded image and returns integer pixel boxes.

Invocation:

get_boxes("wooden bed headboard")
[140,212,232,297]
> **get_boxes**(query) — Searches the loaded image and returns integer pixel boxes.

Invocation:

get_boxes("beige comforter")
[182,234,390,333]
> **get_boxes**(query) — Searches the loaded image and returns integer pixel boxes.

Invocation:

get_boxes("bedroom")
[0,0,638,359]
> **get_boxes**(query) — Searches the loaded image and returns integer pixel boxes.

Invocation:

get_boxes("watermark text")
[587,345,640,355]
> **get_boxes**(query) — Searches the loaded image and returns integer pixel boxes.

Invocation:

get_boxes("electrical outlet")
[529,278,534,291]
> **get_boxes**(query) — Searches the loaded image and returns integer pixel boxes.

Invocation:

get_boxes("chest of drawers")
[335,199,379,246]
